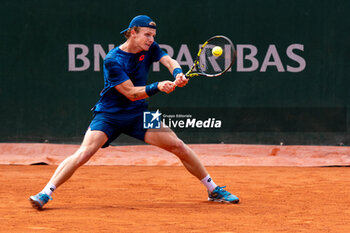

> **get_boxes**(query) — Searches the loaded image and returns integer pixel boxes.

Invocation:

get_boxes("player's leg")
[144,125,239,203]
[29,129,107,210]
[49,129,107,188]
[144,126,207,180]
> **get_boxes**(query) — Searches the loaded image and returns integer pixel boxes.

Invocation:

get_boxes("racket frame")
[185,35,235,78]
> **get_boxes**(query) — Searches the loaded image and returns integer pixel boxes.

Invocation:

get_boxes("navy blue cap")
[120,15,156,34]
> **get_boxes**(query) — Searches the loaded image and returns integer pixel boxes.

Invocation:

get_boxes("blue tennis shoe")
[208,186,239,203]
[29,193,52,210]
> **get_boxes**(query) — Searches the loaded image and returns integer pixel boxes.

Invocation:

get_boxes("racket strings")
[198,37,235,75]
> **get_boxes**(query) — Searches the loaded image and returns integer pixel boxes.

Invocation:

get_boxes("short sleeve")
[150,42,167,62]
[104,59,129,86]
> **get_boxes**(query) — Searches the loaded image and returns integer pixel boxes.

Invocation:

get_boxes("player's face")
[134,27,156,51]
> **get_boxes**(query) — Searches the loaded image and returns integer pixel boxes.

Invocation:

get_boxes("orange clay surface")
[0,143,350,232]
[1,165,350,232]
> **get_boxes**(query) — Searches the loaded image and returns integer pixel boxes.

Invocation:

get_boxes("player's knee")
[73,147,95,167]
[168,139,187,157]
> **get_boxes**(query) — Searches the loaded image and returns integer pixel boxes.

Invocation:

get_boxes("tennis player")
[29,15,239,210]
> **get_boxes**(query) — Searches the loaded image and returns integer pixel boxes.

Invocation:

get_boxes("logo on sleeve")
[139,55,145,61]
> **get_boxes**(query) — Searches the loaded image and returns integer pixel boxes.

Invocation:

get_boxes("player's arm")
[159,55,188,87]
[106,58,175,101]
[115,79,176,101]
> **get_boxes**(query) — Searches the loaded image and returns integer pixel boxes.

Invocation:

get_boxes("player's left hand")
[158,81,176,94]
[174,73,188,87]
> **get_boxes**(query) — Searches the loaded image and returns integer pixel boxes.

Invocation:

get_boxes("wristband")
[145,82,160,97]
[172,67,183,79]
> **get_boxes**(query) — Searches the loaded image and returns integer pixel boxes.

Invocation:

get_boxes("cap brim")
[120,28,129,34]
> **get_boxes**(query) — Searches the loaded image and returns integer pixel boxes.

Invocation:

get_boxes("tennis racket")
[185,35,236,78]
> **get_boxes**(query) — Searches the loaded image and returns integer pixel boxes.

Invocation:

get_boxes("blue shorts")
[89,111,147,148]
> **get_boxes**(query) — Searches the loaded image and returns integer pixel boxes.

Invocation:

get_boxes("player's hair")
[123,21,156,39]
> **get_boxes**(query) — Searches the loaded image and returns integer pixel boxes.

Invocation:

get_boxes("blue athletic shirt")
[93,42,167,113]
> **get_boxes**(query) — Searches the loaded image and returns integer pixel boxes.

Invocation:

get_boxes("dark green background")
[1,0,349,145]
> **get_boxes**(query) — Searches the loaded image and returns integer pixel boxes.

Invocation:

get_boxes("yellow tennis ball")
[212,46,223,57]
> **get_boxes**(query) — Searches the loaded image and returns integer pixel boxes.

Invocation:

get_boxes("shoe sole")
[29,197,43,210]
[208,197,239,204]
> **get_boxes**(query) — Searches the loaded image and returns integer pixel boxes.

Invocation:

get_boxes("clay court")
[1,143,349,232]
[2,1,350,232]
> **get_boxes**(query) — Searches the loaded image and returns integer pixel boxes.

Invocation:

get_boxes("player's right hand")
[158,81,176,94]
[174,73,188,87]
